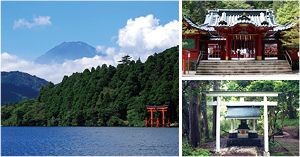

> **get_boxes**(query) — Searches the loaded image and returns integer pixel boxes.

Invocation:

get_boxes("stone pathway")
[275,134,299,156]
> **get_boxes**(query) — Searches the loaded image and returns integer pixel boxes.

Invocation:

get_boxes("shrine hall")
[182,9,298,74]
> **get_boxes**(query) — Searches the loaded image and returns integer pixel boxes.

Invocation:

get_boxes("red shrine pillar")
[225,34,232,60]
[150,109,153,127]
[162,109,165,127]
[220,42,224,59]
[256,34,262,60]
[183,59,186,74]
[277,41,282,60]
[145,118,148,127]
[182,49,188,74]
[156,118,159,127]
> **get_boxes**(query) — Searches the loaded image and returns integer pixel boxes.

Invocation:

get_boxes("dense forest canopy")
[1,46,179,127]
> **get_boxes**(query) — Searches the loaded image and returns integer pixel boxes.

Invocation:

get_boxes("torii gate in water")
[145,106,170,127]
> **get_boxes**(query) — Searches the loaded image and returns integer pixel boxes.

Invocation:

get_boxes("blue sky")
[1,1,179,83]
[1,1,179,61]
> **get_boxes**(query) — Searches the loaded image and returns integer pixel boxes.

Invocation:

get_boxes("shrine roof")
[183,15,214,32]
[225,106,261,119]
[183,9,296,33]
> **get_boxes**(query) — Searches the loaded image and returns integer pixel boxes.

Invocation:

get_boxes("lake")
[1,127,179,156]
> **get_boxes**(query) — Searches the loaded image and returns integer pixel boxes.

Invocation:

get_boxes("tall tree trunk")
[202,81,209,139]
[287,92,295,119]
[188,81,201,147]
[182,99,189,135]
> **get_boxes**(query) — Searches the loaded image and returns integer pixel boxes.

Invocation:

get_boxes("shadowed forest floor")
[200,127,299,156]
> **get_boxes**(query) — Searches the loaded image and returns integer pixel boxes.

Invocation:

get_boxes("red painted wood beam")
[146,106,169,109]
[162,109,165,127]
[145,118,148,127]
[151,109,153,127]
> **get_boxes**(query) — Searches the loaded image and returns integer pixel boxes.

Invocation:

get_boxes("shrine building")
[182,9,298,74]
[205,91,281,156]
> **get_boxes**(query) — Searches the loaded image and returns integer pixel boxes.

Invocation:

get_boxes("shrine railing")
[282,50,292,69]
[195,51,206,70]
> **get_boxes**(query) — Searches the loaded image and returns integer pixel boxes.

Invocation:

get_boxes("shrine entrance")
[205,91,281,156]
[208,44,221,59]
[145,106,170,127]
[230,35,256,60]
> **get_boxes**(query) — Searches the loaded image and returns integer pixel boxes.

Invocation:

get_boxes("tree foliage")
[276,1,299,25]
[1,46,179,127]
[280,22,299,48]
[182,1,207,24]
[118,55,132,65]
[276,1,299,48]
[222,0,254,9]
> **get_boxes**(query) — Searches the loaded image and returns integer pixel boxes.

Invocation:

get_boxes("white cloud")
[116,14,179,62]
[105,47,116,56]
[1,52,115,84]
[96,45,105,53]
[13,15,52,29]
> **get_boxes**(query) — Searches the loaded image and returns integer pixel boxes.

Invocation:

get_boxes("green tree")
[280,22,299,48]
[276,1,299,25]
[182,1,207,24]
[118,55,132,65]
[272,1,285,15]
[223,0,254,9]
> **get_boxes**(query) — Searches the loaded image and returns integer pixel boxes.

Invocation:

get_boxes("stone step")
[199,64,289,66]
[198,64,291,68]
[196,60,292,75]
[199,62,289,65]
[196,73,293,75]
[196,69,293,74]
[201,60,287,63]
[197,65,291,70]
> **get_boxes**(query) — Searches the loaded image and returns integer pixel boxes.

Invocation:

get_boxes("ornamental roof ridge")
[182,9,294,35]
[208,9,272,13]
[182,15,213,32]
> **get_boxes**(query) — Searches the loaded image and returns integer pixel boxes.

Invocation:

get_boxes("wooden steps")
[196,60,292,75]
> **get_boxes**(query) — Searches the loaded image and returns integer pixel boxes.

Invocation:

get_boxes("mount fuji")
[34,41,104,65]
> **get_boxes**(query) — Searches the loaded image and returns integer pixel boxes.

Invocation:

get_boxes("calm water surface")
[1,127,178,156]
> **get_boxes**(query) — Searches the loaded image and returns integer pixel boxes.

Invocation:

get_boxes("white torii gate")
[205,91,281,156]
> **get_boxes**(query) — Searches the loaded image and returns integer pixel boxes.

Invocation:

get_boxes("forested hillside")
[1,46,179,126]
[1,71,49,106]
[1,71,49,91]
[1,84,39,106]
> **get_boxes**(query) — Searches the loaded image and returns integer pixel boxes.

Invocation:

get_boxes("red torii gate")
[145,106,170,127]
